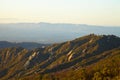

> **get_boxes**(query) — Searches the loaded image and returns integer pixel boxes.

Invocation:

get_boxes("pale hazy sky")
[0,0,120,26]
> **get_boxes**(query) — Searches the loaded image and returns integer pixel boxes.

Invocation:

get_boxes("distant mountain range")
[0,34,120,80]
[0,23,120,43]
[0,41,49,49]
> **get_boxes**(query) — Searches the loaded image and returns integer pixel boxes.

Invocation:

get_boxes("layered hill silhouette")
[0,23,120,43]
[0,34,120,80]
[0,41,49,49]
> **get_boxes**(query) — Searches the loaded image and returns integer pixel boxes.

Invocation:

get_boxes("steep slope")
[39,48,120,80]
[39,34,120,73]
[0,34,120,80]
[0,47,50,80]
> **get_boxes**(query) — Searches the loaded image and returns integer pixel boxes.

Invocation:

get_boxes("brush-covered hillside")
[0,34,120,80]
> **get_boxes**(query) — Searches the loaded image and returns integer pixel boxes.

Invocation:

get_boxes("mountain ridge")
[0,23,120,43]
[0,34,120,80]
[0,41,49,50]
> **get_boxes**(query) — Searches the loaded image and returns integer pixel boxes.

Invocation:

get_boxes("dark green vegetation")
[0,41,49,49]
[0,34,120,80]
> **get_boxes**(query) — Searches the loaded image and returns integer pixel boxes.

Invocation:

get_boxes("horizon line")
[0,22,120,27]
